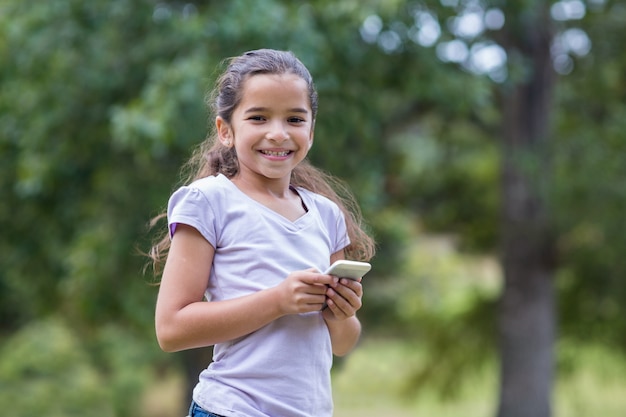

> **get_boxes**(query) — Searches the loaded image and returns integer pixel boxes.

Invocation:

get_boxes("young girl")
[151,49,375,417]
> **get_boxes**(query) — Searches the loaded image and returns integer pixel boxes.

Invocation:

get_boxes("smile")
[260,150,291,157]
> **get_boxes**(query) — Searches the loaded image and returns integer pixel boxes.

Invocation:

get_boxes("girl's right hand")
[274,268,338,314]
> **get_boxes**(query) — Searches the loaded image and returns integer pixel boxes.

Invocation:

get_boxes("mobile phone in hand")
[324,260,371,280]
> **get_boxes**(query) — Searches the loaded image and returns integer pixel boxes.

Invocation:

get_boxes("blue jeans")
[188,400,225,417]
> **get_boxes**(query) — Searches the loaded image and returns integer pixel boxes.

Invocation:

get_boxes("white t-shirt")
[167,174,350,417]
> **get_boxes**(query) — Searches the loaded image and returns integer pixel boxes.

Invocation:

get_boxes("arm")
[155,224,337,352]
[322,251,364,356]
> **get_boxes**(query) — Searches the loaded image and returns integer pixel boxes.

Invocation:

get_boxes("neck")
[231,174,291,199]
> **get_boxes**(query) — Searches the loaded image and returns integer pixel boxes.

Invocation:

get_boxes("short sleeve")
[333,209,350,254]
[167,185,217,247]
[294,187,351,255]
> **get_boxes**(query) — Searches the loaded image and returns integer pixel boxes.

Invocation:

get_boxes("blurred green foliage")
[0,317,160,416]
[1,0,625,415]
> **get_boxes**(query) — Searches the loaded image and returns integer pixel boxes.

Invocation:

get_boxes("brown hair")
[149,49,375,274]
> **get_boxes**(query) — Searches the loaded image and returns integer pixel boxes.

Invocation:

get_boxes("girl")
[150,49,375,417]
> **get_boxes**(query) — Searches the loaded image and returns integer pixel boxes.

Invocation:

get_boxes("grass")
[332,337,626,417]
[554,341,626,417]
[332,338,495,417]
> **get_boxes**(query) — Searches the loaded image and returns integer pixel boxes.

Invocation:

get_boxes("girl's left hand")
[322,278,363,321]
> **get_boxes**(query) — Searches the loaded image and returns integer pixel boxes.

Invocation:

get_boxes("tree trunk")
[497,2,556,417]
[181,347,214,413]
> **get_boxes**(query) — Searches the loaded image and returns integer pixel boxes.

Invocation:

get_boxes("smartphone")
[324,260,371,280]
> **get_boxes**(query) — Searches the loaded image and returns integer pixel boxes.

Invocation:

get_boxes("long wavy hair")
[148,49,375,274]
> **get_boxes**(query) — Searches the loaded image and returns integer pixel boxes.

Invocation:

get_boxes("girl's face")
[216,73,314,184]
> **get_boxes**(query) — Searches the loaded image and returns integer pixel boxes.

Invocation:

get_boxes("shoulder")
[296,187,350,248]
[169,175,232,204]
[166,175,234,242]
[167,175,232,217]
[186,174,230,196]
[296,187,344,219]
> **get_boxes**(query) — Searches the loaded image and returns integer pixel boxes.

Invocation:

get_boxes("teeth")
[262,150,289,156]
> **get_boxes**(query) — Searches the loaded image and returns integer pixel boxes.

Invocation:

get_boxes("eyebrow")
[244,106,309,114]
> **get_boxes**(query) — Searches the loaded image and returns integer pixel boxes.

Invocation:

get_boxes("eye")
[288,117,305,124]
[247,115,266,122]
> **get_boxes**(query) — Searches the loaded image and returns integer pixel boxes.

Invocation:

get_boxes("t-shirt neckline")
[217,174,313,227]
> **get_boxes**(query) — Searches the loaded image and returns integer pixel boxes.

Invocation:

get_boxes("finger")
[339,277,362,288]
[303,272,339,286]
[307,285,330,296]
[335,279,363,299]
[296,292,327,312]
[323,297,345,318]
[325,295,352,319]
[307,294,328,307]
[326,287,355,315]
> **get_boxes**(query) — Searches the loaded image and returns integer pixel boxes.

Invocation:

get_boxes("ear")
[216,116,233,147]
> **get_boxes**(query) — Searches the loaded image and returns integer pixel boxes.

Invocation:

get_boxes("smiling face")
[216,73,314,186]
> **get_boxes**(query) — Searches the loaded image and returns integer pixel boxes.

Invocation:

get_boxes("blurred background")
[1,1,625,416]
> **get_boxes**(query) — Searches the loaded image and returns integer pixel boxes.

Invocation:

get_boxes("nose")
[266,120,289,142]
